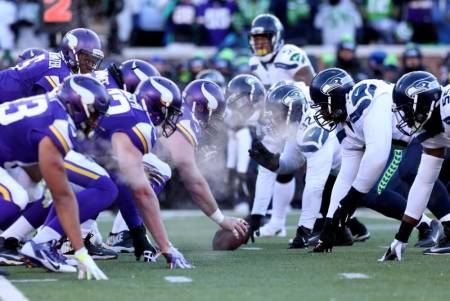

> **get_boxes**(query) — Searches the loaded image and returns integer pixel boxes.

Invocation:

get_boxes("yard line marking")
[11,279,58,283]
[339,273,370,279]
[164,276,193,283]
[0,276,30,301]
[241,247,262,251]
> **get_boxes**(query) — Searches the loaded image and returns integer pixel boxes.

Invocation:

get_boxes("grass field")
[2,210,450,301]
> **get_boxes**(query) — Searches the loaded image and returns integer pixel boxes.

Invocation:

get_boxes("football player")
[246,14,316,237]
[17,48,48,64]
[309,69,449,253]
[0,75,108,279]
[382,72,450,260]
[0,28,103,104]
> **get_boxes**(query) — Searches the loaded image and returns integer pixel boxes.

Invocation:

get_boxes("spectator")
[367,49,387,79]
[334,39,368,82]
[166,0,199,44]
[401,43,425,76]
[233,0,270,33]
[361,0,398,44]
[439,51,450,85]
[314,0,362,46]
[402,0,437,44]
[132,0,168,47]
[0,0,17,67]
[197,0,236,46]
[382,54,399,83]
[432,0,450,44]
[285,0,319,45]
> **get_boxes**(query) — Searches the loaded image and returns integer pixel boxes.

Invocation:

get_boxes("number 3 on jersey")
[0,97,48,125]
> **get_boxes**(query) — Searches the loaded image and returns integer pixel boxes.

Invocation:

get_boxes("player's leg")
[233,127,252,214]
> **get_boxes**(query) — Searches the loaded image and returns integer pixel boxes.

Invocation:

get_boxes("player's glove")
[248,140,280,172]
[129,224,159,262]
[333,187,365,227]
[162,247,193,269]
[74,247,108,280]
[379,239,407,261]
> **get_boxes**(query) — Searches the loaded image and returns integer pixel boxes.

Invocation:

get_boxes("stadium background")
[1,0,449,211]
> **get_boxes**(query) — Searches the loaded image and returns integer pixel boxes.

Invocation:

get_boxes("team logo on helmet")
[320,74,353,95]
[151,77,173,105]
[405,78,440,99]
[201,83,218,110]
[281,89,301,107]
[66,33,78,49]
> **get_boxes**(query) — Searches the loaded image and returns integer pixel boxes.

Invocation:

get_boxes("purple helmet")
[119,59,160,93]
[17,48,48,63]
[182,79,226,125]
[135,76,183,137]
[60,28,104,74]
[57,75,110,132]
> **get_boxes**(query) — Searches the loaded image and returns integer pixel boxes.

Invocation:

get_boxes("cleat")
[334,226,354,246]
[348,218,370,242]
[379,239,407,261]
[61,234,118,260]
[415,220,441,248]
[289,226,311,249]
[312,218,325,236]
[0,237,24,266]
[311,220,336,253]
[424,222,450,255]
[20,240,77,273]
[255,223,286,237]
[105,231,134,253]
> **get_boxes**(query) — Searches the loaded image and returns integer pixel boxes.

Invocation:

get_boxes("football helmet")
[309,68,354,131]
[17,48,48,63]
[117,59,160,93]
[135,76,183,137]
[57,75,110,132]
[60,28,104,74]
[392,71,442,136]
[196,69,226,90]
[249,14,284,62]
[226,74,265,113]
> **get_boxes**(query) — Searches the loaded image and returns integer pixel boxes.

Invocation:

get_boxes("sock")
[81,219,96,238]
[81,220,102,245]
[0,216,34,242]
[0,200,21,231]
[112,212,129,234]
[251,166,277,216]
[33,226,62,244]
[271,178,295,228]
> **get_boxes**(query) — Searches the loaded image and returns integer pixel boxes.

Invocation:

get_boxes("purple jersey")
[176,104,201,148]
[92,70,121,90]
[91,89,156,156]
[0,93,77,167]
[0,52,72,104]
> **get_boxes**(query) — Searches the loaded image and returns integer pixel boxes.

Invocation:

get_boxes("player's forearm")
[180,167,218,216]
[132,185,171,252]
[53,193,83,250]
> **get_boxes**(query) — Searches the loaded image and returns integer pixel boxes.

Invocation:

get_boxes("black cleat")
[105,231,134,253]
[423,221,450,255]
[0,237,24,266]
[335,226,354,246]
[415,220,441,248]
[348,217,371,242]
[60,233,118,260]
[289,226,312,249]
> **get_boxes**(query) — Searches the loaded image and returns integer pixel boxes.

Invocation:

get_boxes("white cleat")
[20,240,77,273]
[256,223,286,237]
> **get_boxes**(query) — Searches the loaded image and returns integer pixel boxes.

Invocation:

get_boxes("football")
[212,228,247,251]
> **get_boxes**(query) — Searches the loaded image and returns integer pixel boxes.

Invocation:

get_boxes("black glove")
[129,224,158,262]
[248,140,280,172]
[244,214,264,244]
[333,187,365,227]
[107,63,124,88]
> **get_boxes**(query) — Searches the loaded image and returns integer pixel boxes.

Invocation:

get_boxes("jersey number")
[0,98,48,125]
[107,90,142,116]
[43,0,72,23]
[14,54,46,71]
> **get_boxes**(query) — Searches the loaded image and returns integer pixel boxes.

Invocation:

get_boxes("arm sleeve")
[277,138,305,175]
[352,95,392,193]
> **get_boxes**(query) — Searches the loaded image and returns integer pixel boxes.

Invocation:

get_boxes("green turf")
[3,213,450,301]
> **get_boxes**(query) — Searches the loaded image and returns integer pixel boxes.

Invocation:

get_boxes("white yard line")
[0,276,30,301]
[10,279,58,283]
[164,276,193,283]
[339,273,370,279]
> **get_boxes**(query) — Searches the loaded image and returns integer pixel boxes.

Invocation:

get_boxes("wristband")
[209,209,225,224]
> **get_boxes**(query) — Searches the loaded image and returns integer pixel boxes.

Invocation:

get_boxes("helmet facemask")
[161,105,182,138]
[311,95,347,132]
[393,95,436,136]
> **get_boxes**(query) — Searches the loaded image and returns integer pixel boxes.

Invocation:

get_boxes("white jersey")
[249,44,313,86]
[419,85,450,149]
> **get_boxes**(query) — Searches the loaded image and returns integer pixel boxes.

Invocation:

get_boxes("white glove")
[379,239,407,262]
[74,247,108,280]
[162,246,193,269]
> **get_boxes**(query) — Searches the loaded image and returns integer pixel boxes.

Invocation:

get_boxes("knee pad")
[276,173,295,184]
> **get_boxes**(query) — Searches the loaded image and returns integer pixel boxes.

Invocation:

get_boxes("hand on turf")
[248,140,280,172]
[75,247,108,280]
[379,239,407,262]
[163,247,193,269]
[220,216,249,239]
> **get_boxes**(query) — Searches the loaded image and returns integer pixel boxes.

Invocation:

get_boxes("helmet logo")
[405,78,439,99]
[69,77,95,105]
[133,63,150,83]
[201,83,218,110]
[66,33,78,49]
[320,74,352,95]
[281,90,301,107]
[150,77,173,105]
